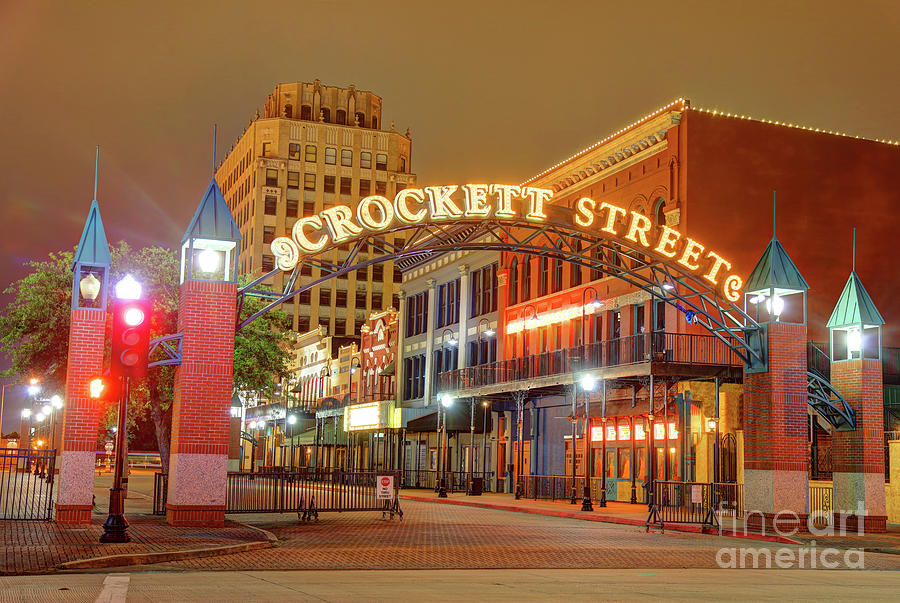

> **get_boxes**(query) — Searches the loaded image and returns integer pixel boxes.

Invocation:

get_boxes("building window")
[360,152,372,169]
[355,291,367,307]
[372,292,382,308]
[436,279,460,328]
[262,255,275,271]
[320,290,331,305]
[538,257,549,297]
[303,201,315,216]
[372,116,378,129]
[400,157,407,172]
[571,243,583,287]
[265,169,278,187]
[301,105,312,120]
[287,171,300,189]
[264,195,277,215]
[289,143,301,160]
[341,149,352,167]
[372,265,384,281]
[375,181,387,195]
[304,145,317,162]
[393,266,402,283]
[508,258,519,306]
[335,290,347,307]
[298,317,310,332]
[286,199,298,218]
[359,180,371,196]
[304,173,316,191]
[325,147,337,165]
[406,292,429,337]
[471,263,498,317]
[340,177,352,195]
[552,245,563,293]
[469,337,497,367]
[299,290,311,304]
[263,225,275,244]
[324,175,335,193]
[321,108,331,123]
[262,142,272,157]
[375,153,387,171]
[300,264,312,276]
[521,258,532,301]
[336,109,347,125]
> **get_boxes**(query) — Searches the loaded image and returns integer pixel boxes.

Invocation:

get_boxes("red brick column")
[56,309,107,524]
[166,280,236,527]
[742,322,809,533]
[830,359,886,532]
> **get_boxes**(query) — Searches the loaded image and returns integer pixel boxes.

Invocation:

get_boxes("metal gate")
[0,448,56,521]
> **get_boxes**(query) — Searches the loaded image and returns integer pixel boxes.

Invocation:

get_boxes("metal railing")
[402,470,494,493]
[224,469,402,520]
[0,448,56,521]
[439,331,740,392]
[809,446,832,480]
[647,480,720,532]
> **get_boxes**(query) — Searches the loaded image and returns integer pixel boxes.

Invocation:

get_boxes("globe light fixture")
[287,414,297,425]
[581,374,597,392]
[80,272,102,302]
[115,274,142,300]
[27,384,41,396]
[42,404,51,415]
[35,413,45,422]
[197,247,220,273]
[21,408,31,418]
[440,394,454,408]
[51,395,63,409]
[248,420,257,429]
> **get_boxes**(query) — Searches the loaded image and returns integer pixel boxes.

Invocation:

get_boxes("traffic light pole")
[100,376,131,543]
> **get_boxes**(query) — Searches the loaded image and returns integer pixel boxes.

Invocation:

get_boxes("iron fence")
[809,483,833,529]
[401,469,494,493]
[809,446,833,480]
[439,331,739,392]
[0,448,56,521]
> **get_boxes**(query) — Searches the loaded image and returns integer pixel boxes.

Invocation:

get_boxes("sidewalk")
[1,472,274,575]
[400,490,900,552]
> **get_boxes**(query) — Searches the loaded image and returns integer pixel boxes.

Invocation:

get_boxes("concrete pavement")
[3,569,900,601]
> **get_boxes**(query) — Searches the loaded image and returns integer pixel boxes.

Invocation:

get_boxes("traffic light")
[110,297,151,379]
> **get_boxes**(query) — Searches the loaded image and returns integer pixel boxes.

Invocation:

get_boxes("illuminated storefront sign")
[270,185,743,302]
[344,401,401,431]
[506,301,603,334]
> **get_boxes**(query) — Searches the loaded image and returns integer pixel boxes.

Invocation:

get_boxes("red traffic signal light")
[111,298,151,379]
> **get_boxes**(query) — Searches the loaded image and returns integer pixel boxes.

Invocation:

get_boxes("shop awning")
[405,404,491,433]
[379,361,395,377]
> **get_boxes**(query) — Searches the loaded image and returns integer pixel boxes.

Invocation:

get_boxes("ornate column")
[166,181,241,527]
[457,264,470,370]
[56,199,111,525]
[423,279,437,406]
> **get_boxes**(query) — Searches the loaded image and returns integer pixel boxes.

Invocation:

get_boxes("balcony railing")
[438,331,740,392]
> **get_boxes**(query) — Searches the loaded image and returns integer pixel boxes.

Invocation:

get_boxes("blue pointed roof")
[73,200,111,267]
[744,236,809,294]
[826,271,885,328]
[181,179,241,244]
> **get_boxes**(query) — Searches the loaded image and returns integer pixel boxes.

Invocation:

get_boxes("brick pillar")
[56,308,107,524]
[742,323,809,533]
[830,359,886,532]
[166,280,236,526]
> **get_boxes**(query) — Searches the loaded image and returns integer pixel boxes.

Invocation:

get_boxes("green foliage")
[234,282,292,394]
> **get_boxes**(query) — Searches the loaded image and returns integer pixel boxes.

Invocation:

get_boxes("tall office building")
[215,80,416,336]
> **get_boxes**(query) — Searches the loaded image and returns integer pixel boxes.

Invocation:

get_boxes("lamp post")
[569,383,579,505]
[580,374,596,512]
[467,398,475,494]
[438,394,453,497]
[287,413,297,471]
[481,400,489,491]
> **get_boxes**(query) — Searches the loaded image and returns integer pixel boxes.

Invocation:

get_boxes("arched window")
[284,104,293,118]
[508,258,519,305]
[521,257,532,301]
[372,116,378,129]
[400,157,407,172]
[654,197,666,227]
[570,241,583,287]
[301,105,312,120]
[336,109,347,125]
[538,257,549,296]
[321,108,331,123]
[590,247,604,281]
[552,241,563,292]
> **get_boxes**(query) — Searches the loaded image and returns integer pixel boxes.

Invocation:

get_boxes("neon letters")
[270,185,743,302]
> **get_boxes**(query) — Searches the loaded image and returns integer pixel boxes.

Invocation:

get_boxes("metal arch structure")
[238,205,766,368]
[807,371,855,430]
[148,333,183,369]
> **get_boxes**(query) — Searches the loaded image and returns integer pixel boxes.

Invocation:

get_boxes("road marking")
[95,573,130,603]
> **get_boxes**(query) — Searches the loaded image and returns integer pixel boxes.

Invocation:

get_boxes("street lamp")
[580,374,597,512]
[481,400,489,492]
[438,393,453,498]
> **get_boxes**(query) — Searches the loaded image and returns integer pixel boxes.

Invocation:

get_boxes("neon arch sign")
[270,185,743,302]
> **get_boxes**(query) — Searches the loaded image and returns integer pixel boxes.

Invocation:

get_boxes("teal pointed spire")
[181,179,241,245]
[744,235,809,295]
[826,272,885,328]
[73,199,112,267]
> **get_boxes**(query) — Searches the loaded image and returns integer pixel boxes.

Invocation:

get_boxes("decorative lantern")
[180,180,241,284]
[72,200,112,310]
[743,235,809,325]
[827,271,884,362]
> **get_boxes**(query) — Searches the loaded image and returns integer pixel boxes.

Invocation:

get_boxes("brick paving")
[0,516,265,575]
[131,499,900,572]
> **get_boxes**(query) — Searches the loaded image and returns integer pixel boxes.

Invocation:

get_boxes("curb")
[400,494,803,546]
[57,539,274,570]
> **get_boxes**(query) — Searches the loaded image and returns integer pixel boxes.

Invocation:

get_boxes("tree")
[1,244,292,474]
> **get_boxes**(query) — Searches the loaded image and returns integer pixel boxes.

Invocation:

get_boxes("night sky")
[1,1,899,430]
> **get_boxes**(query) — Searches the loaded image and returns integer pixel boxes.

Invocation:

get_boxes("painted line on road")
[95,573,130,603]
